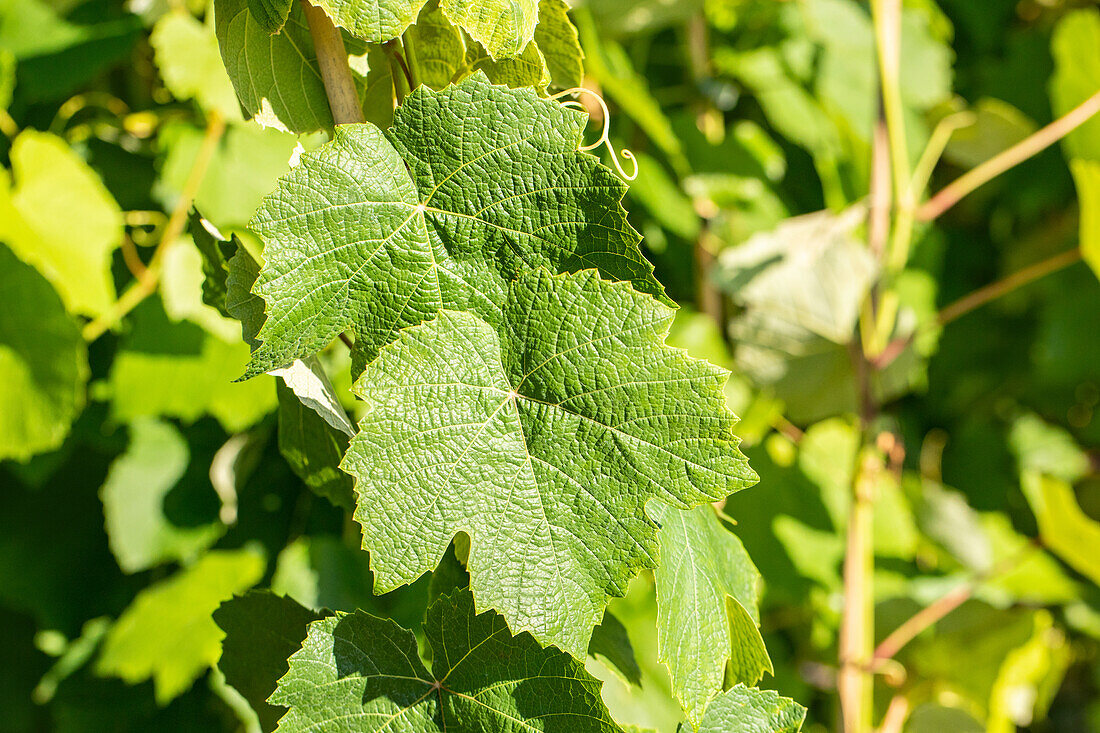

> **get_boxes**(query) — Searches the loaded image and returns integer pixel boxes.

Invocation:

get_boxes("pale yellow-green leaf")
[0,244,88,462]
[96,549,265,704]
[1021,471,1100,587]
[151,9,242,119]
[0,130,122,316]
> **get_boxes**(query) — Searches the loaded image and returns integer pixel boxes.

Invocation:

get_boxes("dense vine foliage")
[2,0,1100,732]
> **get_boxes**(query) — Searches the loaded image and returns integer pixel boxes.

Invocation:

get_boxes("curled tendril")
[550,87,638,181]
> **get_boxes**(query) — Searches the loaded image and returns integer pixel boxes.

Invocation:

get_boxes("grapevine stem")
[918,88,1100,221]
[300,0,364,125]
[871,540,1041,664]
[871,247,1083,369]
[838,446,880,733]
[82,109,226,341]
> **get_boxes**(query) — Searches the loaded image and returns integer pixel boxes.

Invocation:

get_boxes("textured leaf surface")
[687,685,806,733]
[214,591,323,731]
[245,74,662,378]
[311,0,422,43]
[270,588,622,732]
[0,244,87,461]
[465,35,549,89]
[441,0,537,58]
[100,418,223,573]
[96,549,265,704]
[342,268,755,656]
[0,130,122,316]
[651,503,770,728]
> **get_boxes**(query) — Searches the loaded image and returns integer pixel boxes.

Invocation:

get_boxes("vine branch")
[300,0,364,125]
[82,109,226,341]
[872,247,1083,368]
[918,88,1100,221]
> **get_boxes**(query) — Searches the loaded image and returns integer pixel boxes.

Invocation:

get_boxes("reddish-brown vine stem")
[918,89,1100,221]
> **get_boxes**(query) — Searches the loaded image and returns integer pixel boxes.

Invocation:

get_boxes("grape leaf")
[650,503,771,729]
[441,0,537,58]
[248,0,293,34]
[96,549,265,705]
[0,130,123,317]
[681,685,806,733]
[534,0,583,89]
[107,299,276,433]
[589,610,642,687]
[245,73,662,379]
[464,34,549,89]
[405,0,466,89]
[1021,471,1100,587]
[277,380,355,510]
[100,418,224,573]
[188,212,237,318]
[0,244,88,462]
[225,233,360,439]
[311,0,535,58]
[270,588,623,732]
[342,268,755,657]
[214,591,323,732]
[215,0,371,133]
[151,9,241,119]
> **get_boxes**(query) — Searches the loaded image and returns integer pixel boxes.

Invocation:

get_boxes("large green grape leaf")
[680,685,806,733]
[342,268,755,657]
[0,130,123,317]
[0,244,87,462]
[214,591,323,732]
[270,588,623,732]
[100,418,224,574]
[95,549,265,705]
[650,503,771,729]
[244,74,663,378]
